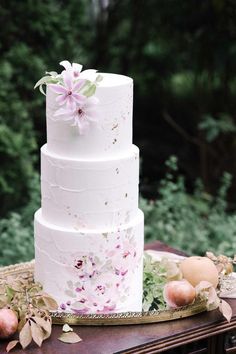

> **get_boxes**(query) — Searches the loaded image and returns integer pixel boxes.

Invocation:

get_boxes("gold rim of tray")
[0,260,207,326]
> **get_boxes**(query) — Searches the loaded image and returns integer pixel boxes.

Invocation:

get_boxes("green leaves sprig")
[143,253,182,311]
[34,70,103,97]
[34,71,60,95]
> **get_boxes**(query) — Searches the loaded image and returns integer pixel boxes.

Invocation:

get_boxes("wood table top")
[0,241,235,354]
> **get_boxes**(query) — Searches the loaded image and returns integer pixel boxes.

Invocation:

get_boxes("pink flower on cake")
[54,96,99,135]
[60,60,83,78]
[60,60,98,81]
[49,70,86,110]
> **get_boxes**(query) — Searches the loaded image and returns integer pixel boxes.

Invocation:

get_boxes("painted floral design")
[34,60,103,134]
[59,232,142,314]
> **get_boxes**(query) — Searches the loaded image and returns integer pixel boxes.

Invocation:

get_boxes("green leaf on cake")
[82,83,96,97]
[34,75,53,89]
[95,74,103,82]
[45,71,58,76]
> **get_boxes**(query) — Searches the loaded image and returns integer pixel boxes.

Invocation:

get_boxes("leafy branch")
[0,273,58,351]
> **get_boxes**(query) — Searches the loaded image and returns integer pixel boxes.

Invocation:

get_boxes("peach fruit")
[163,279,196,308]
[0,309,18,339]
[179,256,219,288]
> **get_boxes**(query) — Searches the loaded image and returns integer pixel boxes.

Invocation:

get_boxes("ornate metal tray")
[0,260,207,326]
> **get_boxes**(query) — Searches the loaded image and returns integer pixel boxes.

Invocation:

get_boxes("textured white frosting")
[35,209,144,313]
[34,70,144,314]
[46,73,133,159]
[41,144,139,229]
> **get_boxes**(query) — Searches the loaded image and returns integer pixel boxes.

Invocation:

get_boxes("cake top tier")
[35,60,133,159]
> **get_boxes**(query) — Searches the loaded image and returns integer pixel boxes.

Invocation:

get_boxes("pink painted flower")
[54,96,99,135]
[70,274,119,313]
[49,70,85,110]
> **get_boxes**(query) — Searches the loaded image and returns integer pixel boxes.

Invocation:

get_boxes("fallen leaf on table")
[58,332,82,344]
[6,340,19,353]
[62,323,73,333]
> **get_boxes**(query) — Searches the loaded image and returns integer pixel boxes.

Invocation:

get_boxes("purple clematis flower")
[60,60,83,78]
[60,60,98,81]
[49,70,86,110]
[54,96,99,135]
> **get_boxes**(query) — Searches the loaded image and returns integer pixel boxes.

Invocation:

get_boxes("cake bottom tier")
[34,209,144,314]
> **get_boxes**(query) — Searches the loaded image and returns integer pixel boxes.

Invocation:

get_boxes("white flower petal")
[86,96,99,105]
[60,60,72,71]
[54,107,70,116]
[54,108,75,121]
[80,69,97,80]
[72,63,83,73]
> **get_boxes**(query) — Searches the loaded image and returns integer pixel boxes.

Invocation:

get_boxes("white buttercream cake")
[34,61,144,314]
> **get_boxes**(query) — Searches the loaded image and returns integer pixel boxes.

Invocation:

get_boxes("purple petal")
[56,94,68,106]
[73,79,86,92]
[49,84,67,94]
[72,93,86,105]
[66,96,76,110]
[62,71,73,90]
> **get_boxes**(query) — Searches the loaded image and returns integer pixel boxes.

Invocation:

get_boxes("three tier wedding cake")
[34,61,144,314]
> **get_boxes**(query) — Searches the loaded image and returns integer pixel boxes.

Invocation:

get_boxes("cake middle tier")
[41,144,139,229]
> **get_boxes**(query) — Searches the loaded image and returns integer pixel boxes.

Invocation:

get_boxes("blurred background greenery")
[0,0,236,266]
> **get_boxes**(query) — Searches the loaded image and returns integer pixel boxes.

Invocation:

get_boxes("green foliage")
[141,156,236,257]
[0,213,34,266]
[0,0,94,218]
[199,114,236,142]
[0,173,40,266]
[0,123,36,215]
[143,253,167,311]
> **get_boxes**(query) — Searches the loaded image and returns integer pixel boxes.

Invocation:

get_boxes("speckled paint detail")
[41,144,139,229]
[34,209,144,314]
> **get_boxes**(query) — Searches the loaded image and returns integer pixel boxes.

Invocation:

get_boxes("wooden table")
[0,241,235,354]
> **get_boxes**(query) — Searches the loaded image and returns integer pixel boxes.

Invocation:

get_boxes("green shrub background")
[0,0,236,266]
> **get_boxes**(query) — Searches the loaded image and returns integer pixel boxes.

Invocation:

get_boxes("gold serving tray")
[0,260,207,326]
